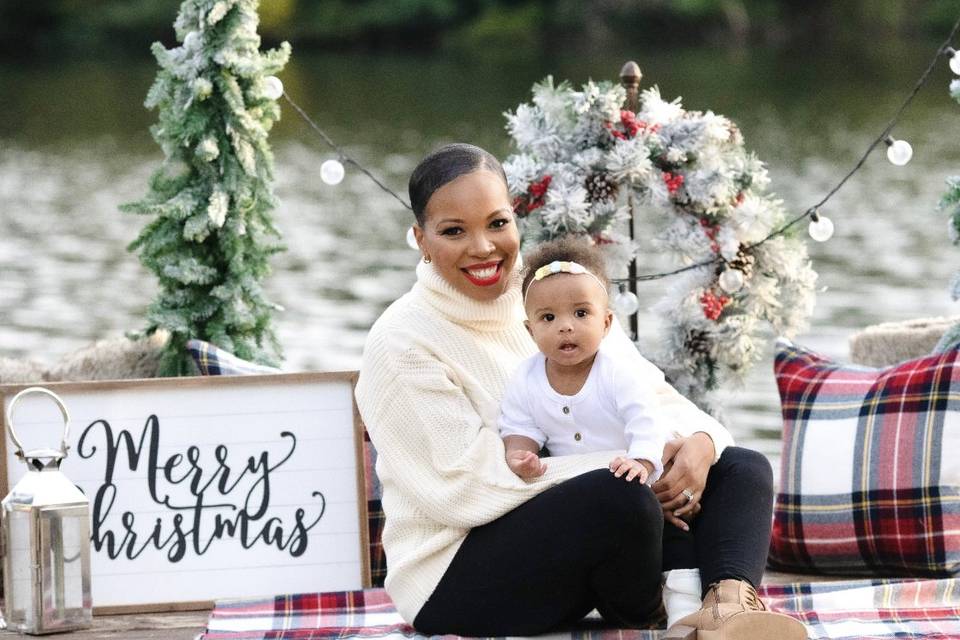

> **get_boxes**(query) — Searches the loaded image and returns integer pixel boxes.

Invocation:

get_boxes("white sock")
[662,568,702,628]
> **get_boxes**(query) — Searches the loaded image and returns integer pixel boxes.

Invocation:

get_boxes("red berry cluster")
[700,290,730,321]
[733,192,745,207]
[513,175,552,217]
[592,233,615,245]
[663,171,685,195]
[605,110,657,140]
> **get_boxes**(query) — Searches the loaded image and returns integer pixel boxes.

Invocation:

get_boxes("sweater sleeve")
[602,318,734,463]
[357,337,614,530]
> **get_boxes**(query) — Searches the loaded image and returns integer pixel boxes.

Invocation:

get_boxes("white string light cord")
[274,16,960,279]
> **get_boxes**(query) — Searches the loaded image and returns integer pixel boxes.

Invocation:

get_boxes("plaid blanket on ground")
[201,578,960,640]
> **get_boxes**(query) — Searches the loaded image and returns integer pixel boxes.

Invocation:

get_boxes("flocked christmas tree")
[944,75,960,300]
[123,0,291,376]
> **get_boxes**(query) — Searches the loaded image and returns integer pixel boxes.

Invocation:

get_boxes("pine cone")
[585,172,619,203]
[685,329,712,356]
[730,246,756,278]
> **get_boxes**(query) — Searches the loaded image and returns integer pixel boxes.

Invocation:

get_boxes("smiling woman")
[409,145,519,302]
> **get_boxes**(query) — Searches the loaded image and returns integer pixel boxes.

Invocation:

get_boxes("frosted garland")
[504,77,817,403]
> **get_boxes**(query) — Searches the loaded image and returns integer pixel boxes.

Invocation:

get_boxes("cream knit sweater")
[355,260,733,624]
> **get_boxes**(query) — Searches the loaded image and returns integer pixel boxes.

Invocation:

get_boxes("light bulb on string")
[406,227,419,250]
[612,284,639,315]
[718,268,744,293]
[807,209,834,242]
[263,76,284,100]
[320,159,345,185]
[947,47,960,75]
[885,136,913,166]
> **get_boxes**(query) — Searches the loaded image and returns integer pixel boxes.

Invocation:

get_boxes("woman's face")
[414,170,520,302]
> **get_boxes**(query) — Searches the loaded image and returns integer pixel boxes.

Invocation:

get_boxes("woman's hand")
[651,432,715,531]
[506,450,547,479]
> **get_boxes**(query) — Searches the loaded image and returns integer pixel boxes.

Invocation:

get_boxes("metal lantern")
[2,387,92,634]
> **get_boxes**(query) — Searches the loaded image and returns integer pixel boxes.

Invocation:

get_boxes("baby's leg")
[661,523,702,629]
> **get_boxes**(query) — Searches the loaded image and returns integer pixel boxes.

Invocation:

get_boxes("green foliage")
[2,0,957,56]
[123,0,290,376]
[442,2,543,52]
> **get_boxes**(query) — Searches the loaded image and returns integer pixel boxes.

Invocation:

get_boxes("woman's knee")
[716,447,773,491]
[581,470,663,537]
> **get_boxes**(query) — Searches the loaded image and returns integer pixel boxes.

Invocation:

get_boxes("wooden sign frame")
[0,372,370,614]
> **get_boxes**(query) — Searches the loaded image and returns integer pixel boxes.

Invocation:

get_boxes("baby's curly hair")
[521,236,610,298]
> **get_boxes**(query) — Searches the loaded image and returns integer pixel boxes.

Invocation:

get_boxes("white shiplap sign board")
[0,372,370,612]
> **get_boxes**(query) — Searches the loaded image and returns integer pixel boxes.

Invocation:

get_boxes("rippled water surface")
[3,42,960,471]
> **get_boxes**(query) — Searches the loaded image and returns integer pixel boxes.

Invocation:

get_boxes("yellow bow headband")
[523,260,609,306]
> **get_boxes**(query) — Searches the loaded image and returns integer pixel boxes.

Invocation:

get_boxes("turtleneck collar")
[412,258,526,332]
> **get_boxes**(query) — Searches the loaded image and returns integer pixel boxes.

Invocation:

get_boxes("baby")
[498,236,665,485]
[498,236,702,631]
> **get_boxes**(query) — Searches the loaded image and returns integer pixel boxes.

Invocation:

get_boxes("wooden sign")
[0,372,370,613]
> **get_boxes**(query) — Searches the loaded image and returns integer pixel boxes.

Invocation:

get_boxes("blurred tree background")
[1,0,957,60]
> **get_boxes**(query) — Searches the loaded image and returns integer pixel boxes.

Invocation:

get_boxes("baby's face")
[524,273,612,370]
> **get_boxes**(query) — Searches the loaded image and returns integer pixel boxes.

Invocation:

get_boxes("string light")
[612,284,640,315]
[406,227,419,250]
[947,47,960,75]
[280,14,960,278]
[281,94,413,210]
[320,159,345,185]
[807,209,835,242]
[718,268,745,293]
[263,76,284,100]
[885,136,913,165]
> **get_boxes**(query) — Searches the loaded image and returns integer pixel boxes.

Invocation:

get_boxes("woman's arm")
[357,339,613,530]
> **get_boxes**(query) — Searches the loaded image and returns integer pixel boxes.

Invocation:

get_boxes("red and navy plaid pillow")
[769,339,960,577]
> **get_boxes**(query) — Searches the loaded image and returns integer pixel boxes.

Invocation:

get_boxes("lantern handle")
[4,387,71,461]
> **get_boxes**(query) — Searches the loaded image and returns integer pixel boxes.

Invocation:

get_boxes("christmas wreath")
[503,77,817,404]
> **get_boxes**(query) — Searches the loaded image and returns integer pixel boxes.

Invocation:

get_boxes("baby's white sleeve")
[610,356,667,483]
[497,373,547,448]
[603,317,733,462]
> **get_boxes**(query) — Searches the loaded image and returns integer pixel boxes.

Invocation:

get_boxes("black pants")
[413,447,774,636]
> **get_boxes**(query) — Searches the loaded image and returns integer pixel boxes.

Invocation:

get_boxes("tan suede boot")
[662,579,808,640]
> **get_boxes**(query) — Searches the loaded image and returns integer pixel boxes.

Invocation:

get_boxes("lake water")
[3,40,960,471]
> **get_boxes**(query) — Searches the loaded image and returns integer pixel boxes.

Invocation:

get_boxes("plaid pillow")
[186,339,282,375]
[769,339,960,576]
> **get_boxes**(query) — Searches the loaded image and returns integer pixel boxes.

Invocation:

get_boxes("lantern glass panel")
[5,507,36,631]
[39,507,92,630]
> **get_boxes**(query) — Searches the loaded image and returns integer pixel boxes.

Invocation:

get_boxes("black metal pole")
[620,61,642,340]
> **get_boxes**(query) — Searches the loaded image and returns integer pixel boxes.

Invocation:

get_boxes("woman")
[355,143,806,639]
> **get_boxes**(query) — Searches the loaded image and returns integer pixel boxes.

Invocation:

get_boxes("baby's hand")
[507,450,547,479]
[609,456,652,484]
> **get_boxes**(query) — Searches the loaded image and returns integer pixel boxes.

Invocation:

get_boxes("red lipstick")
[461,261,503,287]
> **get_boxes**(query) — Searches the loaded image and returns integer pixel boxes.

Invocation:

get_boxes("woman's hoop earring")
[423,255,432,264]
